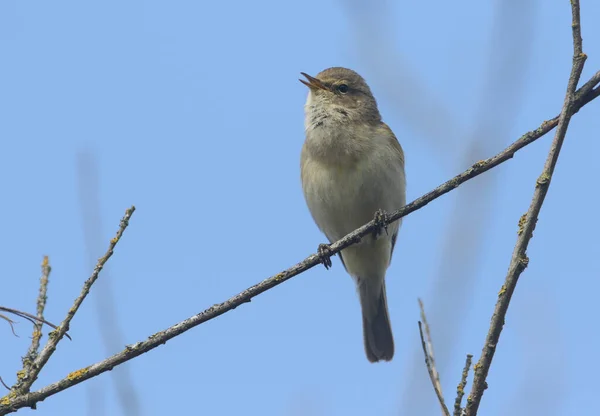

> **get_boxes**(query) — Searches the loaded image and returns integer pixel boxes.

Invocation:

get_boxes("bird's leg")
[317,243,334,270]
[373,209,389,239]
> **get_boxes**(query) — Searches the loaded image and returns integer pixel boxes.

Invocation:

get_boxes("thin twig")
[1,70,599,413]
[0,378,9,391]
[0,307,66,338]
[418,299,448,416]
[10,207,135,398]
[22,256,52,372]
[418,300,441,387]
[418,305,450,416]
[453,354,473,416]
[464,2,586,415]
[0,314,18,337]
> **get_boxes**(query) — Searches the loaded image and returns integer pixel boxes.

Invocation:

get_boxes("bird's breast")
[301,146,403,244]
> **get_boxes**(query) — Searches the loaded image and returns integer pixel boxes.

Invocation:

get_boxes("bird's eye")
[337,84,349,94]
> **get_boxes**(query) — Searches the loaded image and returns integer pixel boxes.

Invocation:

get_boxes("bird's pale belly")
[303,158,400,244]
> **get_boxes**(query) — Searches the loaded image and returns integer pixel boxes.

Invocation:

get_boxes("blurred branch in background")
[429,0,537,363]
[464,1,586,413]
[2,77,599,412]
[342,0,553,414]
[77,150,141,416]
[416,0,538,413]
[341,0,464,164]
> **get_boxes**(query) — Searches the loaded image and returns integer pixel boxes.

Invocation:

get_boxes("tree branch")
[464,2,586,414]
[22,257,51,374]
[453,354,473,416]
[9,207,135,399]
[1,68,600,414]
[418,299,450,416]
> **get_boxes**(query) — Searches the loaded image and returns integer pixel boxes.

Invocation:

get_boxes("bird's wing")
[379,122,405,168]
[379,122,406,263]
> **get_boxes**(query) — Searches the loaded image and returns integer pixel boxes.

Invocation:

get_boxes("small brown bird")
[300,67,406,363]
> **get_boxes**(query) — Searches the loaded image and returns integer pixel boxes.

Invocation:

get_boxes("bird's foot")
[373,209,389,238]
[317,243,334,270]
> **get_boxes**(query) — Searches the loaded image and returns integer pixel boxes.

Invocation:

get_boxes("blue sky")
[1,1,599,415]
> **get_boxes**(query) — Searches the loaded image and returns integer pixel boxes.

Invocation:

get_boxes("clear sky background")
[1,1,599,415]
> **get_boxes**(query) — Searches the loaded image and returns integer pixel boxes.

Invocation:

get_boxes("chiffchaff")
[300,67,406,363]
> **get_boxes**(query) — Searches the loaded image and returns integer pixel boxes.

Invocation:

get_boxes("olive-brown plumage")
[300,67,406,362]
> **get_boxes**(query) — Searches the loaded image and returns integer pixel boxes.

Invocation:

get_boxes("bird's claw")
[373,209,389,238]
[317,243,334,270]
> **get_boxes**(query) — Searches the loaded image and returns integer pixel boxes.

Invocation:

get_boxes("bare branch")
[418,299,450,416]
[453,354,473,416]
[1,68,599,413]
[22,256,52,372]
[10,207,135,398]
[77,150,141,416]
[464,2,586,415]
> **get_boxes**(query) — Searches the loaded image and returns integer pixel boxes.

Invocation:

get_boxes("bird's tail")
[359,279,394,363]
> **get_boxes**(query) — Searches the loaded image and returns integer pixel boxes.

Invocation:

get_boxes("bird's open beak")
[299,72,329,91]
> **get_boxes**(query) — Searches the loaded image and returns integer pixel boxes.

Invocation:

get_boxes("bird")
[299,67,406,362]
